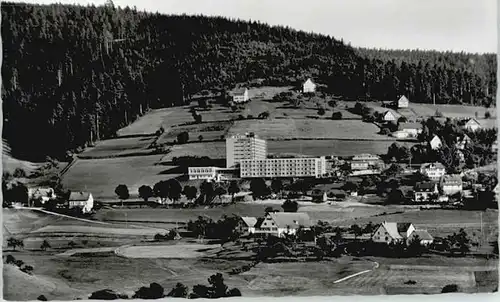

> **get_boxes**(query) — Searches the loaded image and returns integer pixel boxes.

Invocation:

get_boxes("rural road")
[333,261,379,284]
[14,207,111,225]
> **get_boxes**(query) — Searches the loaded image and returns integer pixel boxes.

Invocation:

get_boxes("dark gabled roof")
[268,212,312,229]
[414,182,436,192]
[396,222,413,233]
[241,216,258,228]
[411,230,434,241]
[399,122,422,130]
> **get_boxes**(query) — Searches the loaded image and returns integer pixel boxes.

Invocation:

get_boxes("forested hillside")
[1,2,496,160]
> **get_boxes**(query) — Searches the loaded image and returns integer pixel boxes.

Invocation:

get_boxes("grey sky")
[15,0,498,53]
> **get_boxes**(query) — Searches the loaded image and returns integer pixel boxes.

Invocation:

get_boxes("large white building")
[239,156,327,179]
[419,162,446,180]
[188,167,239,182]
[226,133,267,168]
[302,78,316,93]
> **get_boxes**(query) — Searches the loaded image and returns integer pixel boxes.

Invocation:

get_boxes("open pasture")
[61,155,177,199]
[267,139,410,156]
[228,119,390,140]
[115,243,221,259]
[157,121,232,145]
[409,103,496,119]
[117,107,193,137]
[159,141,227,162]
[246,86,293,100]
[79,136,156,158]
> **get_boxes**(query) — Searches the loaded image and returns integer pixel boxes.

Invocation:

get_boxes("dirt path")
[333,261,379,284]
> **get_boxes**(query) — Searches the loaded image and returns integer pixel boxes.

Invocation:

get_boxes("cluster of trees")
[89,273,240,300]
[431,228,471,255]
[3,2,494,160]
[4,254,34,275]
[187,215,241,242]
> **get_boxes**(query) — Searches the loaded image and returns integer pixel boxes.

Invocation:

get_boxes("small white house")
[383,110,397,122]
[419,162,446,180]
[429,135,443,150]
[68,192,94,214]
[232,88,249,103]
[461,118,482,132]
[302,78,316,93]
[397,95,410,108]
[399,122,423,137]
[440,175,463,195]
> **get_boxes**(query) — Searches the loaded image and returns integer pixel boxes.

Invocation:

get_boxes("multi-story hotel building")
[239,156,327,179]
[226,133,267,168]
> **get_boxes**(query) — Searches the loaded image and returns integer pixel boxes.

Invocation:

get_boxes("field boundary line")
[17,208,112,225]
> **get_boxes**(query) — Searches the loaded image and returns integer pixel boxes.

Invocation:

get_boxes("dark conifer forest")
[1,2,496,160]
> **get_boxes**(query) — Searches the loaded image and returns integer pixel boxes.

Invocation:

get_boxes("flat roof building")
[239,156,326,179]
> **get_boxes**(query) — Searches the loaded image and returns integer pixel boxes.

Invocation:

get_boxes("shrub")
[37,295,48,301]
[13,168,26,178]
[442,284,459,293]
[434,110,444,117]
[485,111,491,119]
[89,289,125,300]
[317,108,326,116]
[167,283,188,298]
[133,282,164,299]
[332,111,342,120]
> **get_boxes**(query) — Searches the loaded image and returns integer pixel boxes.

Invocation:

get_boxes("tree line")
[2,2,496,160]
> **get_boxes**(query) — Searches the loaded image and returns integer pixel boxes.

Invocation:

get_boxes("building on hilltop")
[68,191,94,214]
[226,132,267,168]
[231,87,249,103]
[302,78,316,93]
[255,212,312,238]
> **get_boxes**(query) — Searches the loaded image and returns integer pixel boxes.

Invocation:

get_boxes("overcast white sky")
[10,0,498,53]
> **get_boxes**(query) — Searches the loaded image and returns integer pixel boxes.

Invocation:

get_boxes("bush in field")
[133,282,164,299]
[281,199,298,212]
[228,181,240,201]
[183,185,198,201]
[37,295,48,301]
[20,265,34,275]
[331,111,342,120]
[40,240,51,251]
[177,131,189,144]
[7,237,24,251]
[485,111,491,119]
[250,178,270,200]
[190,273,240,299]
[258,111,270,119]
[89,289,127,300]
[441,284,458,293]
[167,283,188,298]
[317,108,326,116]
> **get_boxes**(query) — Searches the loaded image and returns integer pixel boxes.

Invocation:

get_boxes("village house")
[372,222,416,244]
[238,216,258,235]
[419,162,446,180]
[351,161,369,171]
[28,187,56,205]
[231,87,249,103]
[302,78,316,93]
[352,154,382,165]
[391,130,410,139]
[399,122,423,138]
[460,118,482,132]
[68,191,94,214]
[413,182,439,202]
[455,134,473,150]
[255,212,312,238]
[440,175,463,195]
[407,229,434,246]
[309,189,327,203]
[397,95,410,108]
[429,135,443,150]
[383,110,397,122]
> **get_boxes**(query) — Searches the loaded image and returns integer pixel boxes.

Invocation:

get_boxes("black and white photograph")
[1,0,499,300]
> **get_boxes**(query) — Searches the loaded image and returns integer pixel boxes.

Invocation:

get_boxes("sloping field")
[410,103,496,119]
[160,141,227,162]
[115,244,221,259]
[157,121,233,145]
[228,119,391,140]
[79,136,157,158]
[117,107,193,137]
[61,155,176,199]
